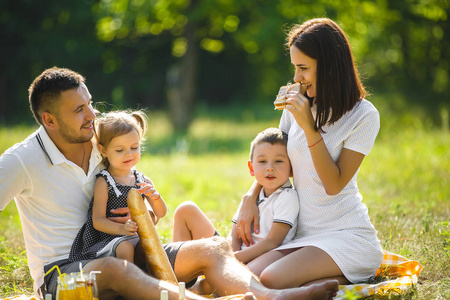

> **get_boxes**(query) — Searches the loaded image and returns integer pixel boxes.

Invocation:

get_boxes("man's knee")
[203,236,233,258]
[182,236,232,263]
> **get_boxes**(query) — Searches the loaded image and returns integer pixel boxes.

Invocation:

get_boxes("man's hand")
[108,207,131,223]
[109,207,157,225]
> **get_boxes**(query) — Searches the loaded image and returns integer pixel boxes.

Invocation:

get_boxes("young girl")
[69,110,167,264]
[236,18,384,288]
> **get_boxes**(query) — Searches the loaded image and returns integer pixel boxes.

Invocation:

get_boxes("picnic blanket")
[335,250,424,299]
[2,250,423,300]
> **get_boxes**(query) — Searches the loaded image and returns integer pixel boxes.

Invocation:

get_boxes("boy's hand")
[137,182,161,201]
[123,219,138,235]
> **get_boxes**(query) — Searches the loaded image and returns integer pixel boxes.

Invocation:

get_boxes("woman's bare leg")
[259,246,345,289]
[246,249,287,276]
[173,201,217,242]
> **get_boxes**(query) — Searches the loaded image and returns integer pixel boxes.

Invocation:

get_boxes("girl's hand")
[285,91,315,132]
[138,178,167,220]
[137,182,161,201]
[123,219,138,236]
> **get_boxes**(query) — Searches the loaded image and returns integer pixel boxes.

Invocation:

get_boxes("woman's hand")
[285,91,315,133]
[285,91,367,195]
[237,193,260,247]
[123,219,138,235]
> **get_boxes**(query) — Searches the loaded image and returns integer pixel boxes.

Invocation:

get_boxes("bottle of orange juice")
[56,274,75,300]
[73,272,90,300]
[87,271,101,300]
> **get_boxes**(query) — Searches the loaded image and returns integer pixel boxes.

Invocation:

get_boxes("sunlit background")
[1,0,449,132]
[1,1,450,298]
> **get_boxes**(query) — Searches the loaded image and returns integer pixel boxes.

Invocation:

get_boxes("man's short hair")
[28,67,85,125]
[249,127,288,161]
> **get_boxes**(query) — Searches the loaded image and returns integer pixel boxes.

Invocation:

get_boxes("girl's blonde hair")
[94,110,148,167]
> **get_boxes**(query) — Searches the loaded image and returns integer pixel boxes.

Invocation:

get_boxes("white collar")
[258,180,292,204]
[36,126,103,167]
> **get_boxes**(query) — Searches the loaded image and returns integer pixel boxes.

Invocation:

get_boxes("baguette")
[127,188,178,284]
[274,83,306,110]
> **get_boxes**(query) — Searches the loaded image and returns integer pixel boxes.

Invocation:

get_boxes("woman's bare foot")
[272,280,339,300]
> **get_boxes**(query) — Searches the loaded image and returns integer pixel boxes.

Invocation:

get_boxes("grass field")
[1,99,449,299]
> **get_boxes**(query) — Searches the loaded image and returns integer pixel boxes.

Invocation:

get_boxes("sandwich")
[274,83,306,110]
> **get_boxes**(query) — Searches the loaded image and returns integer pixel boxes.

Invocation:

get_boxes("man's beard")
[59,119,93,144]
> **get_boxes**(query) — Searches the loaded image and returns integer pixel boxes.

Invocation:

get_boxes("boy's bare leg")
[173,201,217,242]
[173,237,339,300]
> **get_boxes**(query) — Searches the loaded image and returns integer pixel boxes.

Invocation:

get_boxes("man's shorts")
[40,241,185,298]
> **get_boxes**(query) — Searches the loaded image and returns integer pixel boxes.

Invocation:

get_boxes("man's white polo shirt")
[0,126,104,293]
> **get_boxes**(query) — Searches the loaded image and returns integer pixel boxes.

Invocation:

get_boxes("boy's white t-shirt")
[232,180,299,249]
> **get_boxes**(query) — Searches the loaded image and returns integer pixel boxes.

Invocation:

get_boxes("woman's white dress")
[277,99,384,283]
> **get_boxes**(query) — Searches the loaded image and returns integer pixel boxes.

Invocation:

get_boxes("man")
[0,67,338,299]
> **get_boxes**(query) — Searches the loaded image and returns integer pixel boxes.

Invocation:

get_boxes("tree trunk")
[167,21,199,133]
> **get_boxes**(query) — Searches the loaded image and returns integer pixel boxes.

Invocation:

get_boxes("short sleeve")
[231,201,243,224]
[0,152,31,211]
[344,105,380,156]
[279,109,293,135]
[134,170,146,184]
[272,189,299,227]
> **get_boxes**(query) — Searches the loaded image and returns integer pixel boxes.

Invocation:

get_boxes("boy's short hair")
[249,127,288,161]
[28,67,85,125]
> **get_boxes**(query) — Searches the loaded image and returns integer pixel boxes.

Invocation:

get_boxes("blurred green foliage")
[0,0,449,127]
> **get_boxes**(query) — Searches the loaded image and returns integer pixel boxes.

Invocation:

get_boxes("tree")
[0,0,108,124]
[94,0,242,132]
[1,0,448,126]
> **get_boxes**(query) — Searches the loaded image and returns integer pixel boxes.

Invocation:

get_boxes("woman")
[236,18,384,288]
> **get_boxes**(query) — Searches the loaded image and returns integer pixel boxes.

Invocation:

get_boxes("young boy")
[229,127,299,265]
[173,128,299,267]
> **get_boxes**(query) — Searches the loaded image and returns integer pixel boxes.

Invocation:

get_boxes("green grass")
[1,100,449,299]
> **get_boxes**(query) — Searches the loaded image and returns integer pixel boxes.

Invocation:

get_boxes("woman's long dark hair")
[287,18,366,132]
